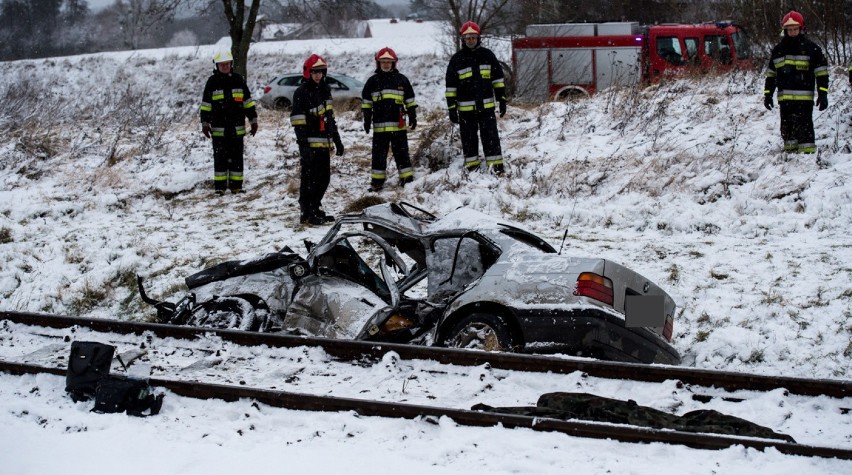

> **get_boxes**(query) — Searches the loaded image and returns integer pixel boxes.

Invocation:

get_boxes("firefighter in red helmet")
[445,21,507,175]
[763,11,829,154]
[361,47,418,191]
[290,54,344,225]
[199,49,258,194]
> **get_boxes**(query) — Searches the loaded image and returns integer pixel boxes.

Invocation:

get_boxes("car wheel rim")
[451,323,504,351]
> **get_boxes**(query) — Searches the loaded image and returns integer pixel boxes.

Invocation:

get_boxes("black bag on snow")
[66,341,115,402]
[92,375,164,417]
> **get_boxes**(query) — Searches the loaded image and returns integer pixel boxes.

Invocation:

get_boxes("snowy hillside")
[1,19,852,474]
[1,21,851,381]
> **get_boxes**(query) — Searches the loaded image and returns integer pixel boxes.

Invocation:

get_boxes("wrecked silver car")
[139,202,680,365]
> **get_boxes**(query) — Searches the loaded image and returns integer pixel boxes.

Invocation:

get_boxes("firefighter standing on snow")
[361,47,418,192]
[290,54,344,226]
[763,11,829,154]
[445,21,507,175]
[199,50,258,194]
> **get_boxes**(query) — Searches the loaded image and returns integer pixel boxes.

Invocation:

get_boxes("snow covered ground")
[0,19,851,473]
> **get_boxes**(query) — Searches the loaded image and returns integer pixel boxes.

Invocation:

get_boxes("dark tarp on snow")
[472,392,795,442]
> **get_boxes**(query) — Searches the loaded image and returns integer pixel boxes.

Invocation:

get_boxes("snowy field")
[1,19,851,473]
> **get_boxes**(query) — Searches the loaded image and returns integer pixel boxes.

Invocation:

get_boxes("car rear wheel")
[273,97,291,110]
[445,313,515,352]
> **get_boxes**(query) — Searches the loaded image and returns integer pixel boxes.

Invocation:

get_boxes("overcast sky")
[87,0,407,10]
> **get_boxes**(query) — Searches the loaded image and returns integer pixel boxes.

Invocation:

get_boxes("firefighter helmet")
[213,49,233,64]
[375,47,398,69]
[459,21,481,36]
[302,53,328,79]
[781,11,804,30]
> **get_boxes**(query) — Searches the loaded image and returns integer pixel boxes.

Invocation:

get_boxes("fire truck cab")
[512,21,751,101]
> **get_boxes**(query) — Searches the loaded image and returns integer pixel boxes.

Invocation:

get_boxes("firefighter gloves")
[499,100,506,118]
[363,110,372,134]
[816,92,828,111]
[763,95,774,111]
[202,122,211,138]
[250,122,258,136]
[408,110,417,130]
[449,109,459,124]
[334,134,345,156]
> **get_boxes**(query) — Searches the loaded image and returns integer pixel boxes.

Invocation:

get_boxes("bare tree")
[110,0,190,49]
[220,0,261,79]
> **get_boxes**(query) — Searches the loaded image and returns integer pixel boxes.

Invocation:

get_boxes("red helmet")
[781,11,804,30]
[459,21,481,36]
[375,47,398,69]
[302,53,327,79]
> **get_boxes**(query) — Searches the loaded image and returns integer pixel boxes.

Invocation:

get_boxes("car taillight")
[575,272,613,306]
[663,315,674,341]
[263,86,271,93]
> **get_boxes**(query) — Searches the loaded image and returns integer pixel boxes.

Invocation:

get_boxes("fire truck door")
[551,48,593,91]
[514,49,549,101]
[594,47,641,90]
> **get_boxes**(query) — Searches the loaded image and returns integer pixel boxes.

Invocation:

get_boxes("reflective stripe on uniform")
[290,114,307,126]
[464,157,481,168]
[243,100,255,109]
[211,127,225,137]
[479,64,491,79]
[371,89,405,103]
[777,89,814,101]
[814,66,828,77]
[308,137,333,148]
[772,55,810,70]
[212,89,225,101]
[235,125,246,136]
[398,167,414,179]
[214,172,228,181]
[798,143,816,153]
[232,89,244,102]
[484,155,503,166]
[457,67,473,80]
[199,101,212,111]
[458,100,476,111]
[361,99,374,109]
[371,169,387,180]
[373,122,406,133]
[445,87,457,98]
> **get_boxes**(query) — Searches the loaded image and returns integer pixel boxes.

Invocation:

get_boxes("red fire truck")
[511,21,751,101]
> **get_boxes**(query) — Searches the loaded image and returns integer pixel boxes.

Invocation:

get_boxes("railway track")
[2,310,851,460]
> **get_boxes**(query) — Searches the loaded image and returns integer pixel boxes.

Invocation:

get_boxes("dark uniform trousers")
[212,136,244,191]
[299,146,331,219]
[779,101,815,152]
[371,131,412,187]
[459,109,502,170]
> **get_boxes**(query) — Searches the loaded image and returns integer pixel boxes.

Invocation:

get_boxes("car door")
[285,231,407,339]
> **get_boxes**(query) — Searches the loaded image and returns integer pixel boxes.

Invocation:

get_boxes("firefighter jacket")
[290,78,340,149]
[361,69,417,133]
[199,70,257,137]
[445,45,506,113]
[764,34,829,102]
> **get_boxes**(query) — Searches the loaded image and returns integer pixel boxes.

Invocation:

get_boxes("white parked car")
[259,73,365,110]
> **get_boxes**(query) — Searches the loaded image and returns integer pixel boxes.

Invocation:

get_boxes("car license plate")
[625,295,665,327]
